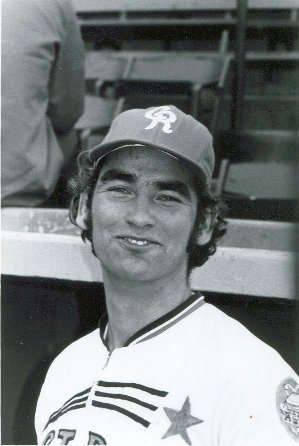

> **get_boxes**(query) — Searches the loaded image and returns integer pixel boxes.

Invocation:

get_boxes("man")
[35,106,299,445]
[2,0,84,207]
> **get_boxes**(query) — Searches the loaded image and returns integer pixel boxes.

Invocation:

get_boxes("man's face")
[91,146,198,283]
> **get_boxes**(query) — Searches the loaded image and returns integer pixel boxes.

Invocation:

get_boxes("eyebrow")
[99,169,191,200]
[100,169,137,184]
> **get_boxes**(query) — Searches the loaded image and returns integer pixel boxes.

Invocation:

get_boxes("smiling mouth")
[118,237,157,246]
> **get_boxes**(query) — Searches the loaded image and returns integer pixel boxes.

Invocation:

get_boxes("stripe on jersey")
[45,403,87,430]
[49,387,91,419]
[94,391,158,411]
[97,380,168,397]
[92,401,150,428]
[44,387,91,430]
[93,381,168,428]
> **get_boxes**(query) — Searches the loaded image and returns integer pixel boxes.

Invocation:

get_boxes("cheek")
[91,198,122,230]
[165,210,196,244]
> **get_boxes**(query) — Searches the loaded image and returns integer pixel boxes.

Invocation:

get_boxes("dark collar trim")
[98,292,204,349]
[124,291,203,346]
[99,312,109,348]
[134,296,205,345]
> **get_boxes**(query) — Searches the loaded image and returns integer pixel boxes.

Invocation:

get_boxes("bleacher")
[73,0,299,221]
[2,2,298,444]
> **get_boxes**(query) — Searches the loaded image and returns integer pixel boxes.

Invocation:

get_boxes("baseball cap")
[83,105,215,188]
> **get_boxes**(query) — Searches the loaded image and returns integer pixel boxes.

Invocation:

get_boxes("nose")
[125,196,155,228]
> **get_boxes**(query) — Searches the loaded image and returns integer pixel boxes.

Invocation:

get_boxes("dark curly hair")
[69,151,227,276]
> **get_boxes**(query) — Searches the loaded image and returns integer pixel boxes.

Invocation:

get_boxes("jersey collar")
[99,292,205,349]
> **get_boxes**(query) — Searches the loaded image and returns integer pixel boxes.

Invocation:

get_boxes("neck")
[102,268,191,351]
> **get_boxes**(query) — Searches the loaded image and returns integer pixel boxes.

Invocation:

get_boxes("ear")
[196,207,217,245]
[76,192,89,230]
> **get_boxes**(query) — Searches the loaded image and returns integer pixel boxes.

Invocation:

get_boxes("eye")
[104,186,134,199]
[108,186,130,194]
[156,194,182,204]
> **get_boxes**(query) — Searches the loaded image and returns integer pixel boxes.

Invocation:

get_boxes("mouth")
[116,236,159,247]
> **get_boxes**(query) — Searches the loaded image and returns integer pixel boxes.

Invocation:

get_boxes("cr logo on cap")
[144,106,177,134]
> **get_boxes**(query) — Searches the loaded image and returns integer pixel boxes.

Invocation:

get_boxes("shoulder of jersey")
[204,303,295,376]
[49,329,101,373]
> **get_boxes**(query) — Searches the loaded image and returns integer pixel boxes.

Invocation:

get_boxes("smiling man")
[35,106,299,445]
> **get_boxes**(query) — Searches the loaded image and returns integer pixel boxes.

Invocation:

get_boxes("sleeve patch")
[276,377,299,442]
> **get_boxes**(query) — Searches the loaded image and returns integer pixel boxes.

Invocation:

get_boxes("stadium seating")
[214,129,298,220]
[75,95,117,150]
[113,53,230,129]
[78,51,231,150]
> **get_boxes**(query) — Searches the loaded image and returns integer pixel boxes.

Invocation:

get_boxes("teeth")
[125,237,149,246]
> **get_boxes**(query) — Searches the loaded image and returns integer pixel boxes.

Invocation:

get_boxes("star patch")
[162,396,203,445]
[277,377,299,441]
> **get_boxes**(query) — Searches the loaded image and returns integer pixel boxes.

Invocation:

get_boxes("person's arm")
[47,0,85,135]
[217,349,299,445]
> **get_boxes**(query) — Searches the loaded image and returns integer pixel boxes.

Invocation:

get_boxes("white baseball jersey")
[35,293,299,445]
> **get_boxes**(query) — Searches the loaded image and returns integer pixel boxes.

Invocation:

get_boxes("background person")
[35,106,299,445]
[2,0,85,207]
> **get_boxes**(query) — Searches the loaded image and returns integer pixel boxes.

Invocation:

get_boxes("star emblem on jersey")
[162,396,203,445]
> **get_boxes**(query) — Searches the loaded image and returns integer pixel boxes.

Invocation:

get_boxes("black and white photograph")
[2,0,299,445]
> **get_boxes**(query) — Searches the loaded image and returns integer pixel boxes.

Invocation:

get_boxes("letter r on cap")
[144,106,177,134]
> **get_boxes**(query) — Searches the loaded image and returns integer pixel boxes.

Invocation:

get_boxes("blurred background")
[2,0,299,444]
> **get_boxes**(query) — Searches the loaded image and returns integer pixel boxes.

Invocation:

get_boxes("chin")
[100,255,188,283]
[111,267,161,283]
[101,260,164,283]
